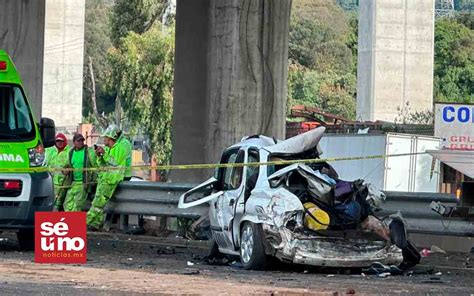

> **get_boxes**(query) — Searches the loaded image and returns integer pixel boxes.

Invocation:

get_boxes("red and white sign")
[35,212,87,264]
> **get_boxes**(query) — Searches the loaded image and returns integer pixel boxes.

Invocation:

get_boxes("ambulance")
[0,50,55,249]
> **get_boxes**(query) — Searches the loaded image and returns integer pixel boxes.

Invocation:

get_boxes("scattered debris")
[406,266,435,276]
[187,261,195,266]
[430,245,447,254]
[182,269,200,275]
[156,247,175,255]
[229,261,243,269]
[127,258,133,261]
[346,288,356,294]
[462,256,472,268]
[191,253,204,261]
[327,274,335,277]
[421,277,445,284]
[435,272,442,276]
[186,215,211,240]
[205,257,230,266]
[377,272,391,278]
[364,262,402,276]
[421,249,430,257]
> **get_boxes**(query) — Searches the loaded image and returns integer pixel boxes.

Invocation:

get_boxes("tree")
[110,0,165,46]
[287,0,357,119]
[394,101,434,125]
[287,62,356,119]
[455,0,474,11]
[289,0,352,70]
[456,12,474,29]
[105,0,175,178]
[107,26,174,168]
[434,16,474,103]
[83,0,115,118]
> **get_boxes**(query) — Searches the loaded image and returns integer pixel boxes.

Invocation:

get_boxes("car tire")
[240,222,267,270]
[17,229,35,251]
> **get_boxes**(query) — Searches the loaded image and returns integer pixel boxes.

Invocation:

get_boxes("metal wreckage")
[179,127,421,270]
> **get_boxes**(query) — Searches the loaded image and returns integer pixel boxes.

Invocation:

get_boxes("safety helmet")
[101,124,120,140]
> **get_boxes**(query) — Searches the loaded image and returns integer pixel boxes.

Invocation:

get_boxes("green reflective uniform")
[117,134,132,179]
[45,146,70,210]
[63,147,97,212]
[86,139,128,228]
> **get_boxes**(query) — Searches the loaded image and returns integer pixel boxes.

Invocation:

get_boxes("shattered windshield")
[0,84,35,141]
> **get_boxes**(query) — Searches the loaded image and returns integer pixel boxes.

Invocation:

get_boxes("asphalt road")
[0,231,473,295]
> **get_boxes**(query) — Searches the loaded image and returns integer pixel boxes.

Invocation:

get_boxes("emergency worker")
[86,125,130,230]
[62,133,97,212]
[44,133,70,210]
[114,125,132,181]
[104,125,136,232]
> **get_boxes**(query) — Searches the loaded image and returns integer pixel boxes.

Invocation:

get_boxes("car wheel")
[17,229,35,251]
[240,222,267,270]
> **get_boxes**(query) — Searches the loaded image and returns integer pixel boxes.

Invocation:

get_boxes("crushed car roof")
[231,127,326,155]
[265,126,325,155]
[230,135,279,150]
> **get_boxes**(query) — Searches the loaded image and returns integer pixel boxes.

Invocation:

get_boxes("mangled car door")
[212,149,246,249]
[178,177,222,209]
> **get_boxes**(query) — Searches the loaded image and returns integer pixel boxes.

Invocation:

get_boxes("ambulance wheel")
[17,229,35,251]
[240,222,267,270]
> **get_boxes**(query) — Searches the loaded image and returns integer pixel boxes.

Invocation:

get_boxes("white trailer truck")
[319,133,441,192]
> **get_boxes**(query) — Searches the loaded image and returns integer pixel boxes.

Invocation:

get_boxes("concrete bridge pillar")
[357,0,435,122]
[172,0,292,182]
[0,0,46,119]
[0,0,85,128]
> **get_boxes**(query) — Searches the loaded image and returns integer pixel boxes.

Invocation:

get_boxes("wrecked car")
[179,127,420,270]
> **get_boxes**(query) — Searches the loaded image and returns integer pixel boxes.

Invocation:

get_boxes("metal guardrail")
[105,182,206,219]
[378,191,472,237]
[105,182,473,237]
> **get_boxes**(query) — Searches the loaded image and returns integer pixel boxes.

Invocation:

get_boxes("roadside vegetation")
[83,0,174,169]
[287,0,473,121]
[82,0,473,137]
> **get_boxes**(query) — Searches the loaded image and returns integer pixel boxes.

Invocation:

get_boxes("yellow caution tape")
[0,151,429,174]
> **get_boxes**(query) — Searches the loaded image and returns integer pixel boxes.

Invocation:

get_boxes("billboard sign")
[434,103,474,150]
